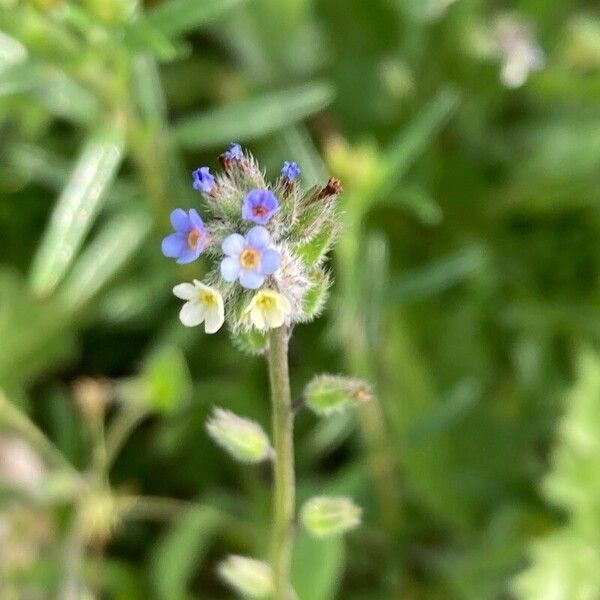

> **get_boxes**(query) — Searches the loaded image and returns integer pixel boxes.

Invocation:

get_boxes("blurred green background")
[2,0,600,598]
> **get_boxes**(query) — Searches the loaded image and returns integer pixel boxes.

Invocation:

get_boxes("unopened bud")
[315,177,343,202]
[73,377,112,421]
[218,555,273,598]
[78,489,119,544]
[300,496,362,538]
[206,408,272,463]
[305,374,373,416]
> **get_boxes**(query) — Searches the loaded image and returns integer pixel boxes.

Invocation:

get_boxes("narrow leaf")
[387,246,487,305]
[378,88,459,201]
[58,211,151,309]
[147,0,248,38]
[150,506,221,600]
[173,83,334,149]
[29,127,125,296]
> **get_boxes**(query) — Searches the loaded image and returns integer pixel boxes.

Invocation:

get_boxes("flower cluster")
[161,144,342,349]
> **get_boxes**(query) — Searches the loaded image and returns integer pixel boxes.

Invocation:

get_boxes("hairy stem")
[267,326,295,600]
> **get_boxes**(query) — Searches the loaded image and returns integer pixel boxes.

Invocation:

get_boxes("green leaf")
[296,222,336,267]
[29,126,125,297]
[384,184,443,226]
[147,0,248,38]
[0,270,75,389]
[58,211,151,309]
[150,505,222,600]
[291,531,344,600]
[514,349,600,599]
[142,345,192,414]
[173,82,334,149]
[302,269,331,320]
[377,88,459,201]
[387,246,487,305]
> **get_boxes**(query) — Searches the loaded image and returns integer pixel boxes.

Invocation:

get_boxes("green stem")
[0,390,78,478]
[267,326,295,600]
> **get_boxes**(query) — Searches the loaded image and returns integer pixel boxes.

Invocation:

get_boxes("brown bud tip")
[317,177,343,200]
[218,154,233,172]
[353,388,373,402]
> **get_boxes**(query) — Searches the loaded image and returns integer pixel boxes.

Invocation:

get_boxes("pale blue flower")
[192,167,215,193]
[220,226,281,289]
[242,189,279,225]
[224,142,243,160]
[281,161,300,180]
[162,209,207,264]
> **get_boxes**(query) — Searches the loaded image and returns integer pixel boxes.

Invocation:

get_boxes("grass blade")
[387,246,487,305]
[58,211,152,309]
[378,88,459,201]
[29,126,125,297]
[147,0,248,38]
[173,82,334,149]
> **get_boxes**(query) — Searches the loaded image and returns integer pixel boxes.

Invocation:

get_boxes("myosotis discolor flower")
[161,145,363,600]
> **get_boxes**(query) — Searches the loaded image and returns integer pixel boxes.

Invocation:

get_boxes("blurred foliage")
[1,0,600,598]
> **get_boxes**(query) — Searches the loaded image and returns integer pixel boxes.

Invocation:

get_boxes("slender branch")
[0,390,79,478]
[104,406,148,469]
[267,326,295,600]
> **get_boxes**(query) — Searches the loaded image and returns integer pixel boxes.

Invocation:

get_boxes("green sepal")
[304,374,372,416]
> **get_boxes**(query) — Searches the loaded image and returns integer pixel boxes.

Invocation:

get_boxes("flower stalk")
[267,325,295,600]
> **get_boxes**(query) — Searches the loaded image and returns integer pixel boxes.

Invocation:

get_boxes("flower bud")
[73,377,112,421]
[304,374,373,416]
[300,496,362,538]
[218,555,273,598]
[206,408,272,463]
[78,489,119,544]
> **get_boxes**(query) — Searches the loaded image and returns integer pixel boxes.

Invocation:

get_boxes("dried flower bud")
[218,555,274,598]
[73,377,112,421]
[300,496,362,538]
[304,374,373,416]
[206,408,272,463]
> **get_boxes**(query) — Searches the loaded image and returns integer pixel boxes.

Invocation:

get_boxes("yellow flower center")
[187,228,203,250]
[240,248,260,269]
[257,294,276,309]
[200,291,217,305]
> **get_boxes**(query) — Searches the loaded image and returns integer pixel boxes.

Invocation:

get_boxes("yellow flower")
[244,289,291,330]
[172,280,224,333]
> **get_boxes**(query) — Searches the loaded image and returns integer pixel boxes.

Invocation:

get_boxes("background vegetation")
[2,0,600,598]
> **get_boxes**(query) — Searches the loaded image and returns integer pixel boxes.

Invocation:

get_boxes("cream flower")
[173,280,224,333]
[244,289,291,330]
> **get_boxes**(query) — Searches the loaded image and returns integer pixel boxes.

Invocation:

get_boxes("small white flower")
[172,280,224,333]
[244,289,292,330]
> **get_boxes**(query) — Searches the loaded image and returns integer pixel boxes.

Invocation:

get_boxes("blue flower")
[281,161,301,180]
[242,189,279,225]
[224,142,243,160]
[192,167,215,193]
[162,208,207,264]
[220,226,281,289]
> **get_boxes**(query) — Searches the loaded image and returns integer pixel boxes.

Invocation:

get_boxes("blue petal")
[239,269,264,289]
[170,209,190,232]
[162,233,186,258]
[222,233,245,257]
[259,249,281,275]
[188,208,204,230]
[262,190,279,211]
[177,246,202,264]
[220,257,241,281]
[246,226,270,250]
